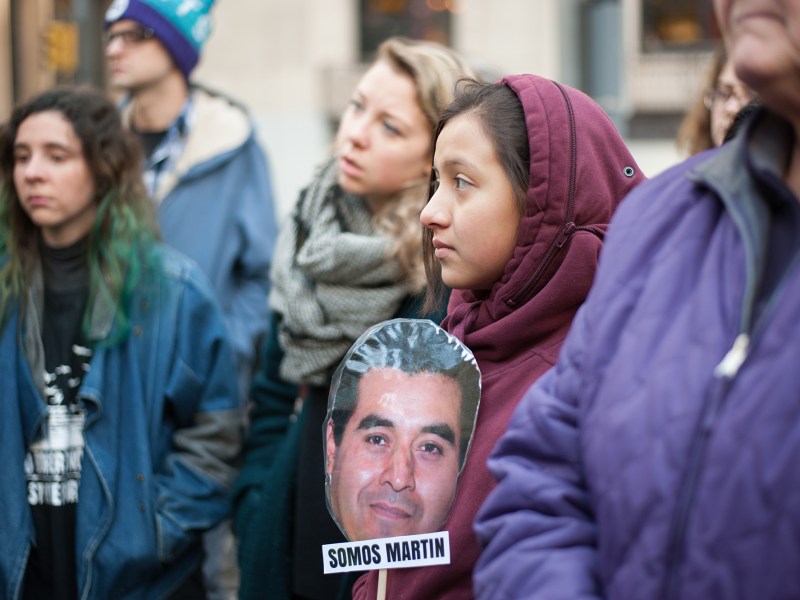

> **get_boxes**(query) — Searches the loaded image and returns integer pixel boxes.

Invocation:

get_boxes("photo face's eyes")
[365,434,388,447]
[419,441,444,456]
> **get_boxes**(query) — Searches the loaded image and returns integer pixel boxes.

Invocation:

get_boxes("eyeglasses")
[103,26,156,47]
[703,86,756,111]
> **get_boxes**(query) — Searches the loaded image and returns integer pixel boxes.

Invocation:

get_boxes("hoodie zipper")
[507,82,578,308]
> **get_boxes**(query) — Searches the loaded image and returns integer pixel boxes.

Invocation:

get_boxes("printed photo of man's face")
[325,367,462,542]
[323,319,481,543]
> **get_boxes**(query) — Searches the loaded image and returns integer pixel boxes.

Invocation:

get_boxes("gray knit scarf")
[270,158,408,385]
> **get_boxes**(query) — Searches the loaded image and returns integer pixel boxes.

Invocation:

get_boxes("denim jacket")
[121,85,278,399]
[0,244,242,600]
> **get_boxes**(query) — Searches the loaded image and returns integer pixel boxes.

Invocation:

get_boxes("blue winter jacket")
[125,86,278,394]
[474,110,800,599]
[0,245,242,599]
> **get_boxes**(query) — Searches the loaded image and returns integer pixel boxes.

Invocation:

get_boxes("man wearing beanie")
[104,0,277,598]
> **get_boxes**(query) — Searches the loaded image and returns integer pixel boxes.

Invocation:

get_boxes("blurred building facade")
[0,0,718,218]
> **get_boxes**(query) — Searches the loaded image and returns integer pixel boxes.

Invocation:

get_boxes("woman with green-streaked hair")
[0,85,242,599]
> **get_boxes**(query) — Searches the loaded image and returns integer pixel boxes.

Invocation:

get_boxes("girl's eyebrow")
[435,157,479,172]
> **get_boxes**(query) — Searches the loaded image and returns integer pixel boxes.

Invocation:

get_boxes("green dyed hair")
[0,85,158,346]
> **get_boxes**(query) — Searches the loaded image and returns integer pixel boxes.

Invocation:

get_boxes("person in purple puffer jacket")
[474,1,800,599]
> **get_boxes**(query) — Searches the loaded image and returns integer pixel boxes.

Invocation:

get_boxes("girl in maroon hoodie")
[352,75,645,599]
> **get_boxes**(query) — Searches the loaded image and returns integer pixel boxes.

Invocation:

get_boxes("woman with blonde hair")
[233,36,476,600]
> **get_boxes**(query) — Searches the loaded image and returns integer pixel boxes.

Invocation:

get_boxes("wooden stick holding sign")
[377,568,387,600]
[321,319,481,597]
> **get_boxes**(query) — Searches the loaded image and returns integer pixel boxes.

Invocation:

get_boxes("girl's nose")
[420,187,449,228]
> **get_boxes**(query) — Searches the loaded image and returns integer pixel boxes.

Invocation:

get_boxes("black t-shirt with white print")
[23,238,92,600]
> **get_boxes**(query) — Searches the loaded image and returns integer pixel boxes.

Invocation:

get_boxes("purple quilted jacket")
[474,110,800,600]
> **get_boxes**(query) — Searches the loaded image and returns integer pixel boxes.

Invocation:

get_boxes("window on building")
[360,0,453,61]
[641,0,720,52]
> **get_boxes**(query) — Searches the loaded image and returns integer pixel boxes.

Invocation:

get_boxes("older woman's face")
[714,0,800,116]
[709,60,756,146]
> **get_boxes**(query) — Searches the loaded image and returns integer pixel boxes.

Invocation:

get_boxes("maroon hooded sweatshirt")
[352,74,646,599]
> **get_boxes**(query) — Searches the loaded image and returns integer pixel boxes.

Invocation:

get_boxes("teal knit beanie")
[105,0,215,79]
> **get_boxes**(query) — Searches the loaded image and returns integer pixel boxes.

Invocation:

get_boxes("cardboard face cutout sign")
[324,318,481,543]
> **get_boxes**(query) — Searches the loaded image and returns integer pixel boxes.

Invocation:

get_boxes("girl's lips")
[339,155,364,178]
[432,239,454,260]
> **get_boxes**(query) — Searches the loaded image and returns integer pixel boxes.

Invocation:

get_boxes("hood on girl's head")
[493,74,646,307]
